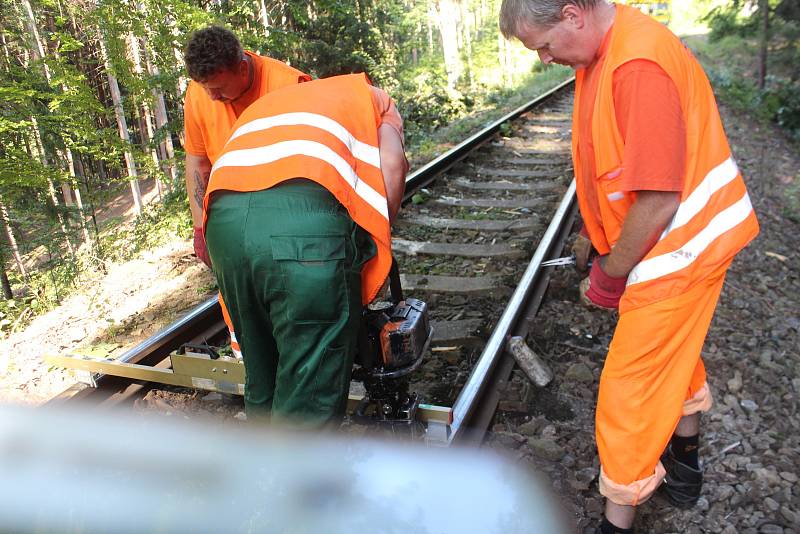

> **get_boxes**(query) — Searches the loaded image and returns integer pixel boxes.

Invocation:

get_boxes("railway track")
[47,78,579,446]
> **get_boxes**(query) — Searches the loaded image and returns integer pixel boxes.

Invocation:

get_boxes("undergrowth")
[0,185,192,338]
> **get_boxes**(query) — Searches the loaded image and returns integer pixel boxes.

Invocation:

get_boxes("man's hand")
[579,257,627,310]
[193,227,212,268]
[571,230,594,273]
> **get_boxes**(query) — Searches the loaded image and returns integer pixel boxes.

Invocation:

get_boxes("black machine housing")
[353,260,432,424]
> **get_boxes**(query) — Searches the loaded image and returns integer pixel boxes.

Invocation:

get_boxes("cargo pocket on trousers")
[309,344,348,414]
[272,235,348,323]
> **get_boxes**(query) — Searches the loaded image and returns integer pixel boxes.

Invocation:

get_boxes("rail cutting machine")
[353,259,433,427]
[46,258,448,436]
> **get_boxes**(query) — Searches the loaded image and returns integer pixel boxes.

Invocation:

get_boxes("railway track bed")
[25,78,800,533]
[47,79,579,444]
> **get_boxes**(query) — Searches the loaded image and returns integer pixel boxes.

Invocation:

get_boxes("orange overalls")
[572,5,759,505]
[183,52,311,357]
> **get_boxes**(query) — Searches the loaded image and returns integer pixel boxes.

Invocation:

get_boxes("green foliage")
[396,70,469,143]
[0,0,574,333]
[692,0,799,140]
[98,185,191,265]
[703,3,759,41]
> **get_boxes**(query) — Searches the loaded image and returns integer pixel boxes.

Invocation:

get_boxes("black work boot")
[659,446,703,508]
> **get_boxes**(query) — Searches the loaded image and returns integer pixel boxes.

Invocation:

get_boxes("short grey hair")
[499,0,601,38]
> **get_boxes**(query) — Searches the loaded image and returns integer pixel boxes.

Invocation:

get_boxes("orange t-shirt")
[369,86,404,140]
[577,26,686,224]
[184,51,311,164]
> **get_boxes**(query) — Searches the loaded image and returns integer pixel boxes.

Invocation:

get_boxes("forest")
[0,0,796,335]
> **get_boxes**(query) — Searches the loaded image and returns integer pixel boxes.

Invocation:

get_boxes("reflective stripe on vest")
[213,139,388,220]
[572,5,758,311]
[204,74,392,304]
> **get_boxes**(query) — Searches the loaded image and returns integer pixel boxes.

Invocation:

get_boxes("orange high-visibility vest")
[572,4,759,313]
[203,73,391,304]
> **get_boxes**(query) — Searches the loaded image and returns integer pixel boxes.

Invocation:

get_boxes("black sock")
[671,434,699,469]
[600,516,634,534]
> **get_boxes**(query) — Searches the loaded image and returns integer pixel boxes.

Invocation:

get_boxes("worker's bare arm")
[185,152,212,228]
[602,190,680,278]
[378,123,408,223]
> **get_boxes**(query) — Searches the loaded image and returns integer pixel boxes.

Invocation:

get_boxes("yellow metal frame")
[46,352,452,425]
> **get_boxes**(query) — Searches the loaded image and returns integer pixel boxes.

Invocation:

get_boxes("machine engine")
[353,261,432,426]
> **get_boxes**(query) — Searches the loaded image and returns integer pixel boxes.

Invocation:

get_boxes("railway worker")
[499,1,759,532]
[182,26,311,357]
[201,74,408,426]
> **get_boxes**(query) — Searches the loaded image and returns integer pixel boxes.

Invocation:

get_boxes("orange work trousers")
[219,293,243,359]
[597,264,730,505]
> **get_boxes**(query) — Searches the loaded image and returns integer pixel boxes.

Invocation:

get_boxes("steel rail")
[402,77,575,203]
[448,180,577,444]
[79,295,223,385]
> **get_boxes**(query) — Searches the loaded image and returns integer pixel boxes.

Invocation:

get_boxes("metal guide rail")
[46,77,577,445]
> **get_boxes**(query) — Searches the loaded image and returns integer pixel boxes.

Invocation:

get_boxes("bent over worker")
[202,74,408,427]
[499,1,758,532]
[182,26,310,358]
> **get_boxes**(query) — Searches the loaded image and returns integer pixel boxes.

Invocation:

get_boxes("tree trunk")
[29,118,77,257]
[132,0,178,189]
[98,35,143,215]
[435,0,463,90]
[461,0,474,89]
[65,149,92,246]
[165,15,188,96]
[22,0,51,80]
[758,0,769,89]
[139,20,177,190]
[0,254,13,300]
[258,0,270,35]
[127,32,163,201]
[0,195,28,279]
[25,0,94,245]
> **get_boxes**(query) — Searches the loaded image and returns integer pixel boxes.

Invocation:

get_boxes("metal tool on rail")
[352,258,433,431]
[540,254,594,269]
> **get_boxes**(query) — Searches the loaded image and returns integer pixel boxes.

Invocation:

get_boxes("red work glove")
[193,227,212,268]
[579,257,627,310]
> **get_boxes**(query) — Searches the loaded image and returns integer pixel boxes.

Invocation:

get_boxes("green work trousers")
[205,180,375,426]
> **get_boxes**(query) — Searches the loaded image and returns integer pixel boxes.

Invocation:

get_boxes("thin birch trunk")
[758,0,769,89]
[461,0,474,89]
[136,2,177,190]
[24,0,94,243]
[165,15,188,96]
[0,196,28,279]
[98,35,143,215]
[64,149,92,245]
[436,0,464,90]
[29,118,77,257]
[127,32,163,201]
[258,0,270,35]
[0,260,13,300]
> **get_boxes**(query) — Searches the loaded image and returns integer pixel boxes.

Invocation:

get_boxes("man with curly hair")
[182,25,310,267]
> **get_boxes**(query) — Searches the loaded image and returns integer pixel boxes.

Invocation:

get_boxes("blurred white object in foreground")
[0,405,569,533]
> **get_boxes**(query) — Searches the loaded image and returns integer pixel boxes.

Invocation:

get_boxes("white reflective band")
[227,112,381,169]
[627,192,753,286]
[661,157,738,239]
[211,140,389,220]
[230,332,238,344]
[232,348,243,360]
[607,191,625,201]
